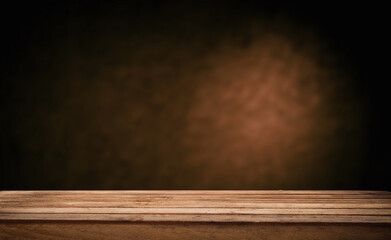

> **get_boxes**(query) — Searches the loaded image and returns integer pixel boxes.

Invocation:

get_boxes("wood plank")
[2,207,391,215]
[1,191,391,223]
[1,191,391,239]
[3,194,391,199]
[1,222,390,240]
[2,214,391,223]
[1,190,389,195]
[2,203,391,209]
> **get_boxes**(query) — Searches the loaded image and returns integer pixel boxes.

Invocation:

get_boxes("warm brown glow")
[182,32,363,188]
[2,7,367,190]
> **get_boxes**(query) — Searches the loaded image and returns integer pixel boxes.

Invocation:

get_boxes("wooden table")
[1,191,391,239]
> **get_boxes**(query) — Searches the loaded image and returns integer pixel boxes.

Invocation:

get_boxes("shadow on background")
[1,1,390,190]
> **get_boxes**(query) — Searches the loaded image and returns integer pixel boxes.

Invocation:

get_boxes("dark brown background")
[1,1,390,190]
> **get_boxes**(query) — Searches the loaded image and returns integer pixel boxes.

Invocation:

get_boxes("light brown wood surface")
[1,191,391,239]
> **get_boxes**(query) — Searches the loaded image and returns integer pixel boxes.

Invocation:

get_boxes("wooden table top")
[1,191,391,223]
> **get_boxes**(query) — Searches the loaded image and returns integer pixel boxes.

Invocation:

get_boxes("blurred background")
[1,1,389,190]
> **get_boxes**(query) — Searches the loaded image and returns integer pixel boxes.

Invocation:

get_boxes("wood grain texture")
[1,191,391,223]
[1,222,391,240]
[1,191,391,239]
